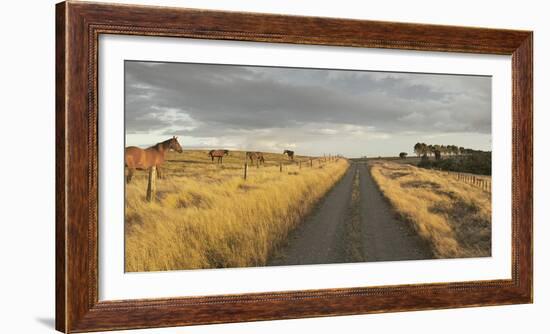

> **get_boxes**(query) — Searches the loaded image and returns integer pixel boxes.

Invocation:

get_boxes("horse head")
[170,136,183,153]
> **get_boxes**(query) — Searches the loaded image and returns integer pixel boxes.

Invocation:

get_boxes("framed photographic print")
[56,1,532,332]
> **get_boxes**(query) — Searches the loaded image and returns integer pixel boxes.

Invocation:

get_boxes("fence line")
[141,155,342,197]
[436,169,491,192]
[241,155,339,180]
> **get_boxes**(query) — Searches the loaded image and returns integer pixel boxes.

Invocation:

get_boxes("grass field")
[369,161,491,258]
[125,150,349,272]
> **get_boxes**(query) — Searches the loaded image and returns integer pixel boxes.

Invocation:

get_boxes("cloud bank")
[125,61,491,157]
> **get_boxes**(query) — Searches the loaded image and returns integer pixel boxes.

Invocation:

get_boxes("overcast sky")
[125,61,491,158]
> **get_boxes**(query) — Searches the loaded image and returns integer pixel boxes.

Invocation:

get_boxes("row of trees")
[413,143,483,160]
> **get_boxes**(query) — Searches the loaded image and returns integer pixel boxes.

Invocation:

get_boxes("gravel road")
[267,161,432,266]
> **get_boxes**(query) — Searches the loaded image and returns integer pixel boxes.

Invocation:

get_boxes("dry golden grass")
[369,161,491,258]
[125,150,349,272]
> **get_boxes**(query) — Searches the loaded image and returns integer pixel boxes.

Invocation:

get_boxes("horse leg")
[156,166,162,179]
[126,168,133,184]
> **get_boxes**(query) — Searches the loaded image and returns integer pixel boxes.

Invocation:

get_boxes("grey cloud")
[125,61,491,156]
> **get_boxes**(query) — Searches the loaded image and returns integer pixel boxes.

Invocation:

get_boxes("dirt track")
[267,161,432,266]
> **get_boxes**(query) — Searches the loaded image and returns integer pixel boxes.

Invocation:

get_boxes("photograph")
[123,61,492,273]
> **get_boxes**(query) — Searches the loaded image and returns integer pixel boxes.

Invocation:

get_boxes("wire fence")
[141,154,343,200]
[435,169,491,192]
[243,154,341,180]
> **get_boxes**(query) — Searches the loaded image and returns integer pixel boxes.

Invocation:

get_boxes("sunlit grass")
[369,161,491,258]
[125,150,349,272]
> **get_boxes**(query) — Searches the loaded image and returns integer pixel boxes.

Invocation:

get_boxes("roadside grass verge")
[125,150,349,272]
[369,161,491,258]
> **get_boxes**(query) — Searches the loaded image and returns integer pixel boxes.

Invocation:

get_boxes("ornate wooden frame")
[56,1,533,332]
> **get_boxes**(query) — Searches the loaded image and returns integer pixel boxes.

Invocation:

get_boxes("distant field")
[359,156,423,165]
[369,161,491,258]
[361,153,492,175]
[125,150,349,272]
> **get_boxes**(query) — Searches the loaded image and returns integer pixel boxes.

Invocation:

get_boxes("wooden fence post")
[146,166,157,202]
[244,162,248,180]
[280,162,282,172]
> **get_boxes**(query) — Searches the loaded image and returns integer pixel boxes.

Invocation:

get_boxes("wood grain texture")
[55,1,533,332]
[55,2,67,332]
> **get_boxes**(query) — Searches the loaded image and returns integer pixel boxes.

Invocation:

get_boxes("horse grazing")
[246,151,265,165]
[124,136,183,184]
[208,149,229,164]
[283,150,294,160]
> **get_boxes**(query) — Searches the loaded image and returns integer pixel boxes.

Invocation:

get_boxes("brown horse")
[283,150,294,160]
[208,149,229,164]
[124,136,183,183]
[246,151,265,165]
